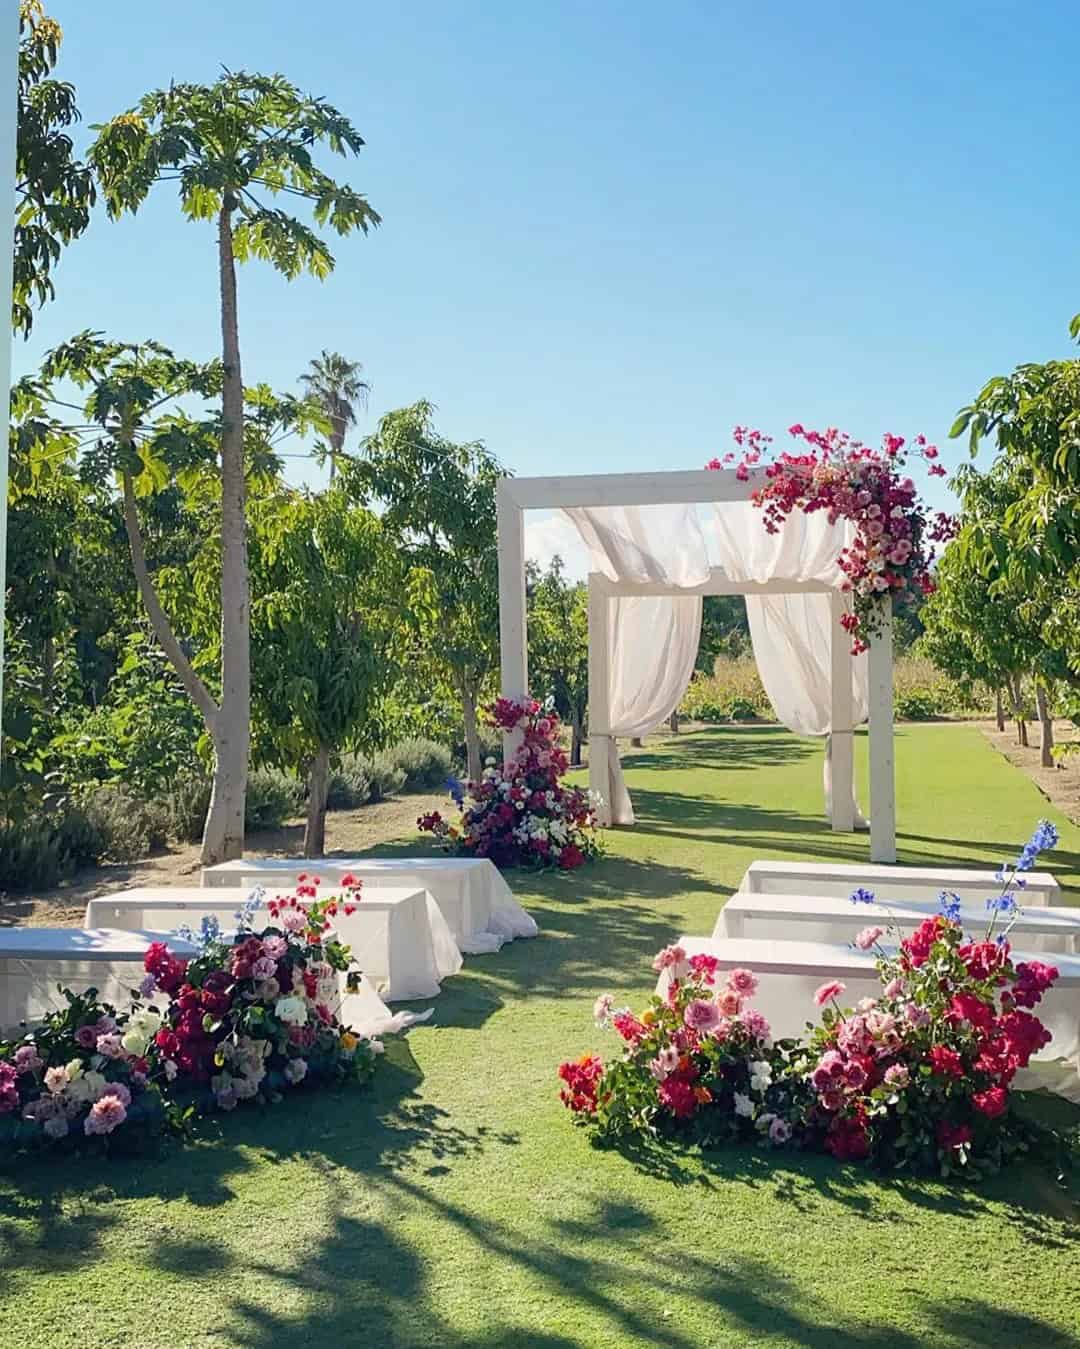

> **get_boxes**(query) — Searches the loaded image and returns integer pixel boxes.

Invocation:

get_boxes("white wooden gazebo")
[496,468,897,863]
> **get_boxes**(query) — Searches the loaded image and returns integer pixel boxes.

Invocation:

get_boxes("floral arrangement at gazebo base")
[0,881,383,1156]
[419,697,600,870]
[707,425,954,653]
[560,822,1072,1180]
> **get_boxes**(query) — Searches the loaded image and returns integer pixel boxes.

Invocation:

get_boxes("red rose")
[658,1077,697,1119]
[936,1120,972,1151]
[928,1045,964,1078]
[948,993,993,1033]
[958,940,1008,983]
[972,1086,1008,1119]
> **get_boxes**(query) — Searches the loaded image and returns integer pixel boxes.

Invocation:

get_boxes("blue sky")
[19,1,1080,571]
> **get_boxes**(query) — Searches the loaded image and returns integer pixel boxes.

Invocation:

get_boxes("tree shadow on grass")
[220,1172,1079,1349]
[620,726,819,774]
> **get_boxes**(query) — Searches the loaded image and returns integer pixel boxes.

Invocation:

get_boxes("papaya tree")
[89,72,379,861]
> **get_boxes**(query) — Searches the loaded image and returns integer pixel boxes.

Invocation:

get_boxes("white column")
[587,576,613,827]
[0,9,19,728]
[828,591,855,832]
[867,600,896,863]
[496,480,527,762]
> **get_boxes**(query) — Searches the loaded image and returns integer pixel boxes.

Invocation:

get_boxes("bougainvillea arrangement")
[0,880,385,1157]
[419,697,600,870]
[560,820,1073,1180]
[0,988,170,1154]
[706,425,954,653]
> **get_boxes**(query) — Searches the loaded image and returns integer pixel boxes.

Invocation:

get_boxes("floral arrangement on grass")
[0,988,169,1154]
[706,425,954,653]
[793,820,1061,1176]
[559,953,798,1147]
[144,881,379,1114]
[419,697,600,870]
[560,821,1070,1180]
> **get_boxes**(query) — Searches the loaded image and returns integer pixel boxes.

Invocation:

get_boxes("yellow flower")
[340,1031,358,1052]
[641,1010,657,1026]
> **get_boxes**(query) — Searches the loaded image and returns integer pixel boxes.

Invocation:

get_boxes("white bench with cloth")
[200,856,538,955]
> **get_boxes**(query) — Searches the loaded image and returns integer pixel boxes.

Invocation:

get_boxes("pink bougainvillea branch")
[707,426,954,653]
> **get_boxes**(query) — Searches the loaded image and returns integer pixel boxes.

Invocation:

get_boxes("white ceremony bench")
[200,856,538,955]
[714,891,1080,954]
[740,860,1060,908]
[654,934,1080,1101]
[0,927,198,1032]
[84,885,462,1002]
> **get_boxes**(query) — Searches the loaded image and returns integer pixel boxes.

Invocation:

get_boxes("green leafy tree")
[300,350,370,481]
[346,402,501,782]
[12,335,322,859]
[89,72,380,861]
[248,490,407,855]
[527,557,588,764]
[14,2,95,336]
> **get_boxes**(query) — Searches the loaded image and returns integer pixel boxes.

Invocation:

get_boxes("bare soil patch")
[2,790,445,929]
[979,719,1080,826]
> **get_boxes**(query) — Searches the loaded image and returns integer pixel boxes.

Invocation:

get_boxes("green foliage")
[52,633,204,797]
[527,557,588,752]
[14,3,96,335]
[78,784,169,863]
[680,659,772,722]
[89,72,379,282]
[345,402,503,774]
[365,751,408,803]
[385,738,453,792]
[243,768,304,832]
[696,595,751,671]
[894,691,939,721]
[166,772,213,844]
[326,754,373,811]
[0,801,105,893]
[248,488,406,775]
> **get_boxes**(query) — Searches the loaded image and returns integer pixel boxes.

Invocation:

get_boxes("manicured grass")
[2,724,1079,1349]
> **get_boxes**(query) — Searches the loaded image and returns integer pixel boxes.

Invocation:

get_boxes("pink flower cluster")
[707,425,954,653]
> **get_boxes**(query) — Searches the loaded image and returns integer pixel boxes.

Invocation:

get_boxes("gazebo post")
[587,576,613,827]
[496,480,528,763]
[828,591,855,832]
[867,602,896,863]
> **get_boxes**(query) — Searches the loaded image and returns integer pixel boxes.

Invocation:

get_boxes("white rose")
[275,995,308,1027]
[733,1092,755,1118]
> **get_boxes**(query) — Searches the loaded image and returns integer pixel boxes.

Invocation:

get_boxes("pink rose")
[813,981,847,1008]
[727,968,759,997]
[854,926,884,951]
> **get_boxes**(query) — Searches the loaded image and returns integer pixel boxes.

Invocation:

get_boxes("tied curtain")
[566,506,706,825]
[564,502,868,826]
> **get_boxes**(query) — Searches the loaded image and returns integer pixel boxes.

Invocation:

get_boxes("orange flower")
[641,1010,657,1026]
[694,1086,712,1104]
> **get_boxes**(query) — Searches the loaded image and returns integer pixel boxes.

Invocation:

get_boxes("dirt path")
[978,718,1080,826]
[2,791,445,928]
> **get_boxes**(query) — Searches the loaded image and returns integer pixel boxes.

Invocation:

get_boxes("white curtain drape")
[711,504,869,825]
[566,506,707,825]
[591,593,703,824]
[563,500,869,827]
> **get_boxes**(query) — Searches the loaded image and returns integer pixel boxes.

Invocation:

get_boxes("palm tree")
[301,350,371,481]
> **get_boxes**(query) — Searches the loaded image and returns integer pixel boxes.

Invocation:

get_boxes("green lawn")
[3,724,1080,1349]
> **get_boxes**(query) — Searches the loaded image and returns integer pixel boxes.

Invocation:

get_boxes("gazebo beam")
[496,480,528,762]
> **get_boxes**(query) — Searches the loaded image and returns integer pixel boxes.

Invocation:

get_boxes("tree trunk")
[303,745,330,857]
[202,201,251,866]
[1007,674,1028,747]
[569,708,583,767]
[1036,682,1055,768]
[462,682,482,784]
[669,710,680,734]
[994,686,1005,733]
